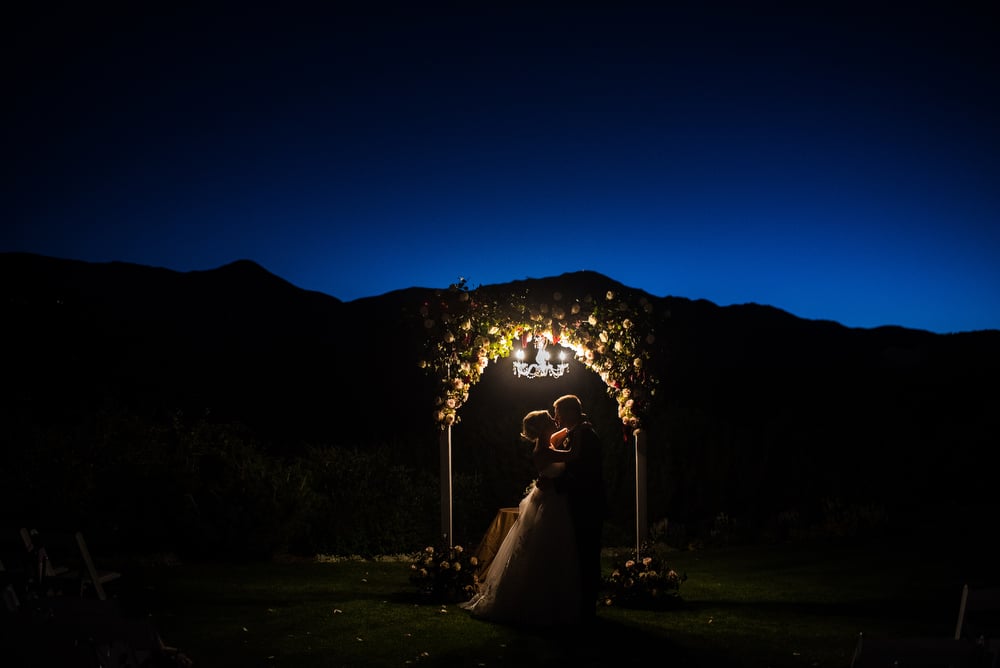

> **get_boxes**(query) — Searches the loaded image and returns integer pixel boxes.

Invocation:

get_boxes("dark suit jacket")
[561,422,606,520]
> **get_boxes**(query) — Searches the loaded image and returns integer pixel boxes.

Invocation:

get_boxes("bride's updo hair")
[520,410,553,442]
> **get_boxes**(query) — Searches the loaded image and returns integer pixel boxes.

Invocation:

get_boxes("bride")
[460,409,582,626]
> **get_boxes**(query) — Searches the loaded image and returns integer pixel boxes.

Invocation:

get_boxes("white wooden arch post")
[440,425,453,547]
[634,427,648,556]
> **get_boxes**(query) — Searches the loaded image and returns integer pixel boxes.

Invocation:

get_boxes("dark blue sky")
[5,2,999,333]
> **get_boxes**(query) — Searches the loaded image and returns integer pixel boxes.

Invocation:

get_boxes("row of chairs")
[851,584,1000,667]
[2,527,194,666]
[1,527,121,606]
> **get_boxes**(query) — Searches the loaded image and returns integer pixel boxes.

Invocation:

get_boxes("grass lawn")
[103,534,994,668]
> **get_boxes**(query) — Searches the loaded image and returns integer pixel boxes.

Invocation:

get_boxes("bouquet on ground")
[409,541,479,604]
[603,545,687,609]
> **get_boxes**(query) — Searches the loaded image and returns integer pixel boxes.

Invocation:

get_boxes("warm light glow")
[512,334,569,379]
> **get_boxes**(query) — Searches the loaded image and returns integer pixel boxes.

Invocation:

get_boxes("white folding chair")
[954,584,1000,668]
[22,528,121,600]
[74,531,122,601]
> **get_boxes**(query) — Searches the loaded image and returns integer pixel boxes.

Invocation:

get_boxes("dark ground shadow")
[432,615,711,668]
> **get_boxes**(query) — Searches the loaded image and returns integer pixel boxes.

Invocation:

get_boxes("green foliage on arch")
[417,278,660,430]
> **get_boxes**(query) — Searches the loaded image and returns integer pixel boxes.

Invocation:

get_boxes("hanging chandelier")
[513,335,569,379]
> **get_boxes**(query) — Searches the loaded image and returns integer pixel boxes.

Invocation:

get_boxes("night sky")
[5,2,999,334]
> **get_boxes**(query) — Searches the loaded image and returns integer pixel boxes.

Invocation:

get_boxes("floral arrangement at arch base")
[408,541,479,604]
[602,544,687,610]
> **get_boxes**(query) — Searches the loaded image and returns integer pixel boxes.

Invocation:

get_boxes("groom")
[552,394,606,623]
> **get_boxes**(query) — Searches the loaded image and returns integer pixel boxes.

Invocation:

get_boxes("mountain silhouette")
[3,251,998,539]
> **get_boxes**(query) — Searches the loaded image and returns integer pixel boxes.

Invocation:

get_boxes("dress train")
[460,472,581,627]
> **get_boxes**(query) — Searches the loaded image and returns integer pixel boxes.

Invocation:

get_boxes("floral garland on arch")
[417,277,660,430]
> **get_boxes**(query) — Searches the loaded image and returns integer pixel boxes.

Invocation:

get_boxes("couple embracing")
[461,394,606,627]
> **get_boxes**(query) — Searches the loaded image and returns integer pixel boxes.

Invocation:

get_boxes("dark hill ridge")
[3,251,998,430]
[1,252,350,445]
[2,253,342,333]
[2,252,998,534]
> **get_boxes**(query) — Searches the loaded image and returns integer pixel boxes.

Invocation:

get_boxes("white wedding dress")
[460,461,581,626]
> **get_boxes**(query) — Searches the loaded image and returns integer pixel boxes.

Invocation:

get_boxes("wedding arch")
[417,277,662,554]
